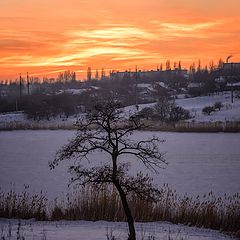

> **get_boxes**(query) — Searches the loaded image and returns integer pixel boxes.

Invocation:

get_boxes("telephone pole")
[27,72,30,96]
[19,73,22,98]
[226,55,233,103]
[135,66,139,110]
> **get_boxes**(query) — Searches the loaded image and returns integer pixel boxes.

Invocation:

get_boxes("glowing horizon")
[1,0,240,80]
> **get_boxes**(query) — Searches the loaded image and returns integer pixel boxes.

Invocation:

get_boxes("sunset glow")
[1,0,240,80]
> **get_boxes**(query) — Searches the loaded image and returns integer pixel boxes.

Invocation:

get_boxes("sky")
[0,0,240,80]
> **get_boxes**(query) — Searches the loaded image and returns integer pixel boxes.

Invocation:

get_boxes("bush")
[214,101,223,111]
[202,102,224,116]
[169,106,191,122]
[154,98,190,122]
[24,94,77,120]
[136,107,155,120]
[202,106,215,115]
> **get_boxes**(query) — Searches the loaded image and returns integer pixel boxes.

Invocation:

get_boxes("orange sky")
[1,0,240,80]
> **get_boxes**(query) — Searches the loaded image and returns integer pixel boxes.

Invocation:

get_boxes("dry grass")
[0,186,47,221]
[0,185,239,233]
[1,121,240,132]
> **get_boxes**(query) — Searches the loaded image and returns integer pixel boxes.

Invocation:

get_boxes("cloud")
[69,27,154,40]
[155,21,224,38]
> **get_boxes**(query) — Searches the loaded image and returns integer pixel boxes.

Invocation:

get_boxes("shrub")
[136,107,155,120]
[214,101,223,111]
[154,98,190,122]
[169,106,190,122]
[202,106,215,115]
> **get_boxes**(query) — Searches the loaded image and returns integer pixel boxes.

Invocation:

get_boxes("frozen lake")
[0,130,239,198]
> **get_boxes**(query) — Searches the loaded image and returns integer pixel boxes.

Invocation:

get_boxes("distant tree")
[87,67,92,81]
[189,62,196,75]
[178,61,182,70]
[57,71,76,83]
[49,100,166,240]
[153,84,169,100]
[95,69,99,80]
[136,107,155,120]
[197,59,201,72]
[218,58,224,69]
[166,60,171,71]
[154,96,190,122]
[209,61,215,72]
[154,96,172,121]
[169,106,190,122]
[159,63,163,71]
[173,61,177,70]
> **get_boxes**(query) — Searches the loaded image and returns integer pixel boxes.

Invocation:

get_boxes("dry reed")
[0,185,239,233]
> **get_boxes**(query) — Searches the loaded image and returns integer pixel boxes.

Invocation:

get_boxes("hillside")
[0,92,239,131]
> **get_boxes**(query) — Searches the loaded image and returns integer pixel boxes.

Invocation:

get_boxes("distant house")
[216,62,240,91]
[110,69,188,82]
[219,62,240,82]
[222,62,240,72]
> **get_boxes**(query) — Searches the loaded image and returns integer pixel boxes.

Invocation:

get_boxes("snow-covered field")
[0,130,239,198]
[176,92,240,122]
[0,219,234,240]
[0,111,78,128]
[0,92,239,127]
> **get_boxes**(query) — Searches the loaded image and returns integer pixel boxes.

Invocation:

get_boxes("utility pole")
[231,62,234,104]
[226,55,233,104]
[27,72,30,96]
[135,66,139,110]
[19,73,22,98]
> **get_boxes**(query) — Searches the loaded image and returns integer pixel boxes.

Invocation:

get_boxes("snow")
[137,83,154,91]
[121,92,240,122]
[176,92,240,122]
[0,112,79,129]
[121,103,156,119]
[155,81,166,88]
[0,219,234,240]
[0,111,26,123]
[0,92,240,127]
[0,130,239,199]
[226,82,240,87]
[63,89,87,95]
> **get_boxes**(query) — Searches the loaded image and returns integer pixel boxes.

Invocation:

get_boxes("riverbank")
[1,120,240,132]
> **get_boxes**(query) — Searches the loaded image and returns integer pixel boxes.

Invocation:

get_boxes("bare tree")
[49,100,166,240]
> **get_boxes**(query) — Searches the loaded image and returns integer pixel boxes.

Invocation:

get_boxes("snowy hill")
[123,92,240,123]
[176,92,240,122]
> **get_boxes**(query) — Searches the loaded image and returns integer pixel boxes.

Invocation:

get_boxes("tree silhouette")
[49,99,166,240]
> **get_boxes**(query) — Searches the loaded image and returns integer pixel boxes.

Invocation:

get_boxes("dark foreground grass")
[0,185,239,233]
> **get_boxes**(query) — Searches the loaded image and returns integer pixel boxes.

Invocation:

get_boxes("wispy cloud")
[0,0,240,79]
[69,27,154,40]
[155,21,224,38]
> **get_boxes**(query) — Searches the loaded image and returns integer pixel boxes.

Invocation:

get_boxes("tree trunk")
[114,181,136,240]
